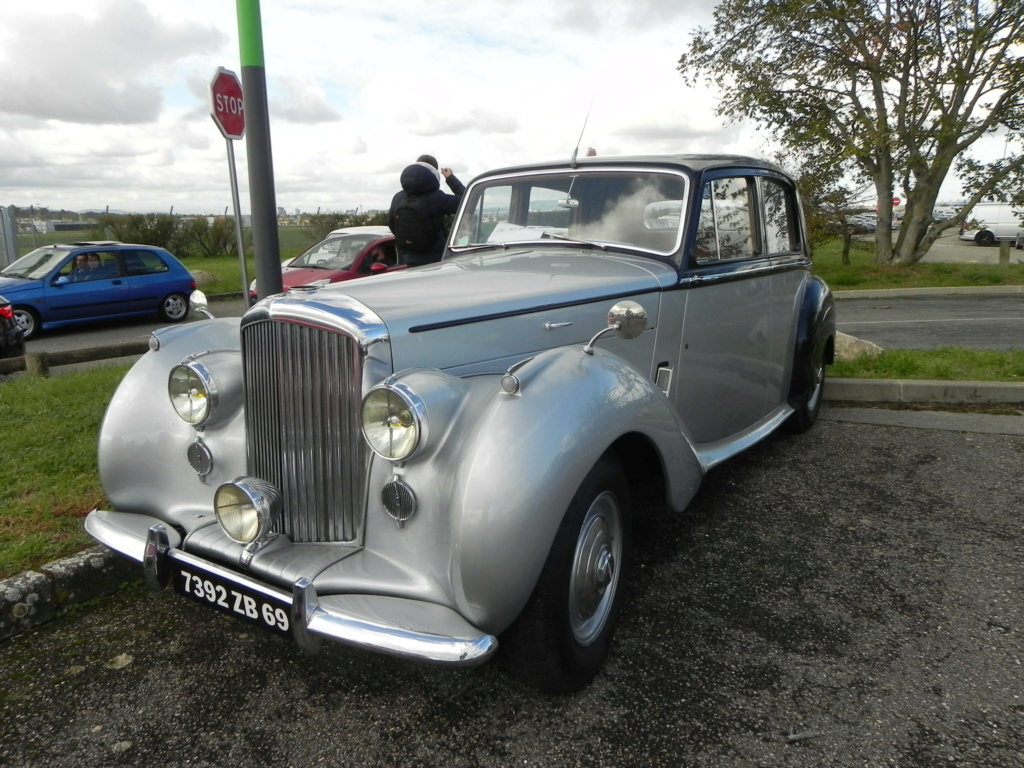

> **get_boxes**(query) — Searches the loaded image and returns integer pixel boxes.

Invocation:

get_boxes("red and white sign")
[210,67,245,140]
[892,196,901,206]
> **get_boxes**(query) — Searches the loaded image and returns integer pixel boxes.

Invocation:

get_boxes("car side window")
[123,249,169,276]
[762,179,800,254]
[694,177,756,262]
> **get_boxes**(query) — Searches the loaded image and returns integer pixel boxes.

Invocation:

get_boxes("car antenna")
[569,94,596,169]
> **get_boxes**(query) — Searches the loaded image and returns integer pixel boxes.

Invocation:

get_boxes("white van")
[958,203,1024,246]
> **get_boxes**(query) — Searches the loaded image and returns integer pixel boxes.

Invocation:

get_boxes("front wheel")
[501,454,631,692]
[158,293,189,322]
[12,307,40,341]
[975,230,996,247]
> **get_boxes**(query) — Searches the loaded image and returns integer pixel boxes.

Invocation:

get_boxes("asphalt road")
[837,294,1024,350]
[2,414,1022,767]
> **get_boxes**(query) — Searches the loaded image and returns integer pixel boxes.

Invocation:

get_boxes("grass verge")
[811,239,1024,290]
[0,364,130,580]
[831,347,1024,382]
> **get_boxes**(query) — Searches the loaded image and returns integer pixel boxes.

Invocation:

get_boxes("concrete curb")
[826,378,1024,405]
[1,546,137,642]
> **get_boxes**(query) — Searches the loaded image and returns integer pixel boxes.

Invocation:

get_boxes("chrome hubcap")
[569,490,622,646]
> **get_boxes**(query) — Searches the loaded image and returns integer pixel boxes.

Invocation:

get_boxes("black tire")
[787,349,826,433]
[158,293,189,322]
[501,454,631,692]
[12,307,40,341]
[975,230,996,247]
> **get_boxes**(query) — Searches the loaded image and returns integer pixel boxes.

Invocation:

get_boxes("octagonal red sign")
[210,67,245,140]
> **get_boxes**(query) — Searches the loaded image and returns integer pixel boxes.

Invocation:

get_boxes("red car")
[249,226,403,299]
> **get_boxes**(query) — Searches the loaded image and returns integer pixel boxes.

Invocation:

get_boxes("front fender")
[431,345,702,634]
[98,318,246,522]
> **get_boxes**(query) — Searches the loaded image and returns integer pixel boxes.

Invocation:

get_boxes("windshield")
[1,247,69,279]
[451,169,687,259]
[291,234,377,270]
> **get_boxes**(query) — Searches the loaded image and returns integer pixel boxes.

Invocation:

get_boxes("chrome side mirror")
[190,290,215,320]
[583,301,648,355]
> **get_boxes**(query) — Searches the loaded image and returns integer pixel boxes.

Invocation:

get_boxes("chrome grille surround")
[240,296,390,544]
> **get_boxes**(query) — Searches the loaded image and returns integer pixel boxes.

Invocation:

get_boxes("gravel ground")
[1,417,1022,767]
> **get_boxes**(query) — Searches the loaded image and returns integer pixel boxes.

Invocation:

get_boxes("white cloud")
[0,0,756,215]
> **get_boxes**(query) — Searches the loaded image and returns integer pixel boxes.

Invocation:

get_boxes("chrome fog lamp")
[214,477,280,544]
[361,385,423,461]
[168,363,216,426]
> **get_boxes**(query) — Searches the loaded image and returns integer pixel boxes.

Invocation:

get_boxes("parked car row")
[84,153,836,692]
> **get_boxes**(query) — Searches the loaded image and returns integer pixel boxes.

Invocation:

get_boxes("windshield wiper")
[540,232,607,250]
[451,242,509,253]
[1,271,31,279]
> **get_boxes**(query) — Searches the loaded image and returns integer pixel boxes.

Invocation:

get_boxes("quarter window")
[694,177,756,261]
[763,179,799,254]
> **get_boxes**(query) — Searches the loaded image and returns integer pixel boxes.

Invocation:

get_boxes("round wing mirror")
[190,290,215,319]
[608,301,647,340]
[583,300,648,354]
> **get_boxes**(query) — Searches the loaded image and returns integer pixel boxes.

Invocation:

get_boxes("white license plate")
[172,562,292,636]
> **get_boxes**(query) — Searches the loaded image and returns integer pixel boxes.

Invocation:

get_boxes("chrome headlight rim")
[168,361,219,427]
[360,382,427,462]
[213,477,280,545]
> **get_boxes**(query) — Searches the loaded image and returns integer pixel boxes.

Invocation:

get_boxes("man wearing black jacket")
[387,154,466,267]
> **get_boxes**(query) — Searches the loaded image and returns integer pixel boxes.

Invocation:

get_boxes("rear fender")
[788,275,835,403]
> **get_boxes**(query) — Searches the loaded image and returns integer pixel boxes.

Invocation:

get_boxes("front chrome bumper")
[85,509,498,667]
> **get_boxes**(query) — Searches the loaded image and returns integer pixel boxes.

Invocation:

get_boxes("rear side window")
[123,249,170,276]
[762,179,800,254]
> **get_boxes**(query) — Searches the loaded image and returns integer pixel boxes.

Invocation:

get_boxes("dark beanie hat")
[417,154,438,169]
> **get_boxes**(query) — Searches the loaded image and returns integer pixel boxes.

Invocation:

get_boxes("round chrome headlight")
[361,386,422,461]
[168,363,215,426]
[214,478,279,544]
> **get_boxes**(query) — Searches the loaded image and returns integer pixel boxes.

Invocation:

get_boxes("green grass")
[811,239,1024,289]
[0,365,130,580]
[832,347,1024,381]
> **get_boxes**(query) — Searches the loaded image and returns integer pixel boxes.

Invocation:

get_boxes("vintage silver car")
[85,154,835,692]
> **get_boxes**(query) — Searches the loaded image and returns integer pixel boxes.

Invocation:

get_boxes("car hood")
[280,265,348,287]
[0,276,40,295]
[260,247,678,371]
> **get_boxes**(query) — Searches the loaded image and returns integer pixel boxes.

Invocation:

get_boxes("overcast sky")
[0,1,984,217]
[0,0,754,215]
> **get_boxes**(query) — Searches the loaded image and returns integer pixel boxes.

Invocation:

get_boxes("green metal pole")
[236,0,283,298]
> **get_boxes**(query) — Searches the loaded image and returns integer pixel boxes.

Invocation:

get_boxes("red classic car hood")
[271,247,678,371]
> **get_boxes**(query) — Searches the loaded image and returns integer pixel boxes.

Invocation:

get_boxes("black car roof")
[474,154,789,181]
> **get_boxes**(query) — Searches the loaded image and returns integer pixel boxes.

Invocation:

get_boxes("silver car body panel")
[85,154,833,667]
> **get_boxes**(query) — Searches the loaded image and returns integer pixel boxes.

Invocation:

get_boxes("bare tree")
[679,0,1024,264]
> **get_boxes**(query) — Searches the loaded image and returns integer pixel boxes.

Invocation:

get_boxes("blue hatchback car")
[0,241,196,340]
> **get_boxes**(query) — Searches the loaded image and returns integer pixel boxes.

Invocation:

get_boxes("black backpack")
[393,193,436,252]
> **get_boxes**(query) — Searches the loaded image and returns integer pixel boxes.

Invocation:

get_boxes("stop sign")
[210,67,245,140]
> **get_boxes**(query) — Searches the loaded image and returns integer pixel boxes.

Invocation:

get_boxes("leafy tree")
[91,213,179,251]
[183,216,242,258]
[678,0,1024,265]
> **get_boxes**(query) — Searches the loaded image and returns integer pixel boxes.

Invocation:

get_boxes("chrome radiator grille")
[241,319,368,543]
